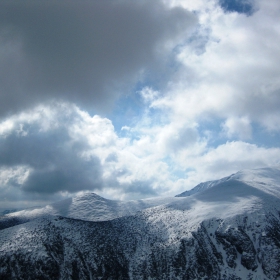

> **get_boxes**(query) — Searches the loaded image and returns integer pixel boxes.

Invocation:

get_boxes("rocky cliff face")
[1,167,280,279]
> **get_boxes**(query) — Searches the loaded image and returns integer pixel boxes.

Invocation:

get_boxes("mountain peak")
[1,166,280,279]
[176,166,280,199]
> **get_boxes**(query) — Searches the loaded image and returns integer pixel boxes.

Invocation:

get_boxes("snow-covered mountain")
[1,166,280,279]
[0,192,182,230]
[176,166,280,198]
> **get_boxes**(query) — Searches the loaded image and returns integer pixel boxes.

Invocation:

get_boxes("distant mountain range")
[1,166,280,279]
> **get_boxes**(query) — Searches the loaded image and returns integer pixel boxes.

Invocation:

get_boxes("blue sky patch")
[219,0,256,16]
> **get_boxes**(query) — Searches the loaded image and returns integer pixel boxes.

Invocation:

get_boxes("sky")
[0,0,280,209]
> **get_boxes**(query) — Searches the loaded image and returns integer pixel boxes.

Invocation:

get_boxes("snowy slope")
[176,179,223,197]
[176,166,280,198]
[0,192,182,230]
[1,166,280,279]
[144,167,280,238]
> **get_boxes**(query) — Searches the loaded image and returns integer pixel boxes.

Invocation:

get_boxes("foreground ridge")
[1,167,280,279]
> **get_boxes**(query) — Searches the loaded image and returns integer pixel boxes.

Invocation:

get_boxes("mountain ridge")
[0,190,183,230]
[1,166,280,279]
[176,166,280,198]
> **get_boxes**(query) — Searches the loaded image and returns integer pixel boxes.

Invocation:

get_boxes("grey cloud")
[187,26,211,55]
[228,89,280,130]
[0,104,160,198]
[0,118,103,194]
[0,180,71,209]
[0,0,196,117]
[22,159,102,194]
[166,127,198,153]
[123,180,158,196]
[102,165,158,197]
[105,153,118,163]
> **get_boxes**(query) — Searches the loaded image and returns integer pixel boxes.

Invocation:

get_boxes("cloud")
[153,0,280,134]
[197,141,280,175]
[1,101,280,207]
[1,0,280,208]
[222,116,252,140]
[139,87,160,105]
[158,124,199,154]
[166,141,280,195]
[0,103,173,205]
[0,104,103,194]
[0,0,196,117]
